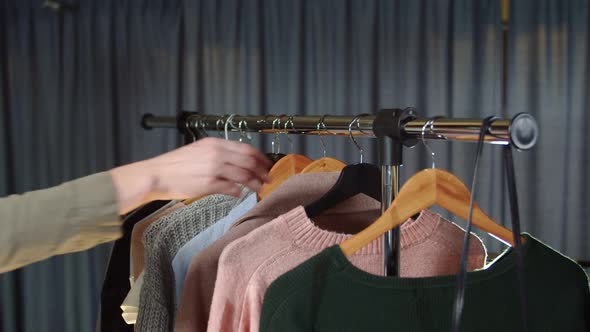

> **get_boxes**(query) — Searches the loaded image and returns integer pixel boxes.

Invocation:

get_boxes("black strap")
[450,118,529,332]
[450,116,497,332]
[503,145,529,332]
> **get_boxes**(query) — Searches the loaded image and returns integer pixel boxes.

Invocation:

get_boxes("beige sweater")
[0,172,120,273]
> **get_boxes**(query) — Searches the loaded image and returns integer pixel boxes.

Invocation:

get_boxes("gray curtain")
[0,1,180,331]
[507,0,589,262]
[0,0,587,331]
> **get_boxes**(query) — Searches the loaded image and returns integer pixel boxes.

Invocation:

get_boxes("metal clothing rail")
[142,110,539,276]
[142,112,539,150]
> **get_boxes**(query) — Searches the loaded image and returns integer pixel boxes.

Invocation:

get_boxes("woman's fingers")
[216,164,264,193]
[218,153,271,184]
[212,139,272,169]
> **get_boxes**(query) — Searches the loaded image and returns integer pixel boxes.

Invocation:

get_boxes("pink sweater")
[207,206,486,332]
[175,172,385,332]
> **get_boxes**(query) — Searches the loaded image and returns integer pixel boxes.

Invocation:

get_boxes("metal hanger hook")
[317,115,328,157]
[197,118,209,138]
[348,115,368,163]
[238,120,252,143]
[224,114,238,140]
[185,116,198,142]
[421,116,442,168]
[284,116,295,153]
[216,119,225,138]
[271,117,281,154]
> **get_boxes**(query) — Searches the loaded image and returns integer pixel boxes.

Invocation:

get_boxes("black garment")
[98,200,170,332]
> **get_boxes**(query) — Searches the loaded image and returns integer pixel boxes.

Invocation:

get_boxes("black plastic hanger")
[304,163,382,217]
[266,153,286,164]
[304,116,384,217]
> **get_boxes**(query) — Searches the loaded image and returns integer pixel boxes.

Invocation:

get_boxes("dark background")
[1,0,588,331]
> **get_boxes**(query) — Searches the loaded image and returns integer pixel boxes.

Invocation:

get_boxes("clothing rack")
[142,110,539,276]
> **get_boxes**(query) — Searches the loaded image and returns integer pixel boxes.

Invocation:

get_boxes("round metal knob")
[510,113,539,150]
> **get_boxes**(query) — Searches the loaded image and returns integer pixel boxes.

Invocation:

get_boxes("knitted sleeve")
[237,272,268,332]
[206,236,258,332]
[0,171,120,273]
[136,195,237,331]
[206,218,285,332]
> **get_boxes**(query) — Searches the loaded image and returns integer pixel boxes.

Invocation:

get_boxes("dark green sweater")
[260,234,589,332]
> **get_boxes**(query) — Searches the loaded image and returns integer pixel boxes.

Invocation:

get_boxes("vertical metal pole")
[382,165,400,276]
[373,108,418,276]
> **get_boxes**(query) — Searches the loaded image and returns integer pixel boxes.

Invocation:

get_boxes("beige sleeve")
[0,171,121,273]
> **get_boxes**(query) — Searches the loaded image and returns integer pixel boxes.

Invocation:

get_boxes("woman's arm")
[0,138,270,273]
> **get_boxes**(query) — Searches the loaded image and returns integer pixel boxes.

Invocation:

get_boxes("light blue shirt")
[172,193,257,301]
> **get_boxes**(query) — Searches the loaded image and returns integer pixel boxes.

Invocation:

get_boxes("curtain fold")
[1,1,180,332]
[507,0,589,262]
[1,0,586,331]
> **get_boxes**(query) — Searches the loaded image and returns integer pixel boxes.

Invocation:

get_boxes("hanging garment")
[174,172,380,332]
[130,202,186,282]
[100,199,170,332]
[120,271,145,324]
[172,192,257,301]
[136,194,242,332]
[122,195,239,326]
[116,202,184,326]
[260,234,590,332]
[206,207,486,332]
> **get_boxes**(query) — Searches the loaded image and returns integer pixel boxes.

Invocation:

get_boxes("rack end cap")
[510,113,539,150]
[141,113,154,130]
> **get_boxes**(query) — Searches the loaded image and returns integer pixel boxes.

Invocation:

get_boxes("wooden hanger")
[300,157,346,174]
[340,168,518,256]
[258,154,313,200]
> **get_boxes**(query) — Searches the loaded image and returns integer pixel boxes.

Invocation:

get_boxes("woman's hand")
[110,138,271,214]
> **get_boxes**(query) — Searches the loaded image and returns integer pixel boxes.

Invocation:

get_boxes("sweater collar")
[278,206,442,255]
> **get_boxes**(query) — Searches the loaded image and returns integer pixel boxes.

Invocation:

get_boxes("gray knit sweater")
[136,194,245,331]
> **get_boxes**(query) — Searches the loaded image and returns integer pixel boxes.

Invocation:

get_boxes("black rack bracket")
[372,108,419,166]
